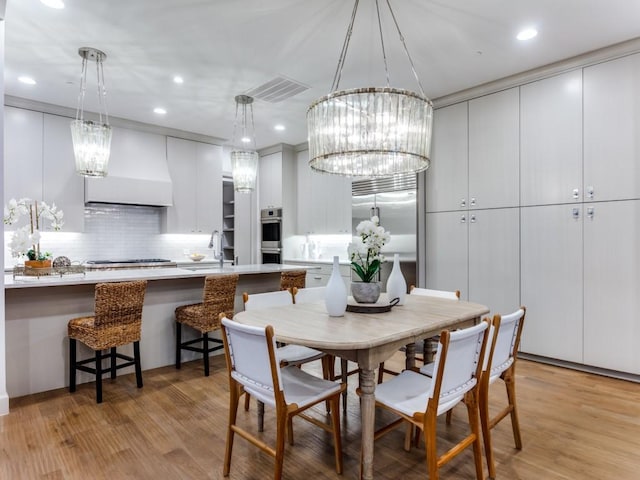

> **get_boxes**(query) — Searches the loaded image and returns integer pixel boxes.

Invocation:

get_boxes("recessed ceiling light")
[173,76,184,84]
[18,76,37,85]
[241,136,251,143]
[153,107,167,115]
[40,0,65,9]
[517,28,538,41]
[274,124,286,131]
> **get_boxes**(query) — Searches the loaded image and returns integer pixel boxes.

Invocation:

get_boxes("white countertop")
[284,258,352,266]
[4,263,310,289]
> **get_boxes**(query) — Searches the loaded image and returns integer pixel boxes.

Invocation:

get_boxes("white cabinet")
[42,114,85,232]
[584,53,640,202]
[583,200,640,373]
[259,151,282,210]
[296,149,351,234]
[4,106,43,202]
[287,261,351,291]
[425,211,468,298]
[426,102,468,213]
[520,70,583,206]
[520,204,583,363]
[468,88,520,209]
[164,137,222,233]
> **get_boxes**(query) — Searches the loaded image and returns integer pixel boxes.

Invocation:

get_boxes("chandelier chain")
[75,56,88,122]
[97,56,110,125]
[330,0,359,92]
[375,0,391,88]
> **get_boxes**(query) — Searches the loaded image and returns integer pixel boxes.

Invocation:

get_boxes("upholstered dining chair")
[478,307,526,479]
[280,269,306,291]
[374,320,490,480]
[377,286,461,383]
[220,316,345,480]
[68,280,148,404]
[175,274,239,376]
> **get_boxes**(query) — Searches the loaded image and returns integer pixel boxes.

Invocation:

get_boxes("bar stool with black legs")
[175,273,239,376]
[68,280,148,404]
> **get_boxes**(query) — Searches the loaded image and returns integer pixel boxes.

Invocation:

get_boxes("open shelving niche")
[222,177,235,262]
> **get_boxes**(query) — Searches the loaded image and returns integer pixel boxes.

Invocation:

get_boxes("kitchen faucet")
[208,230,224,267]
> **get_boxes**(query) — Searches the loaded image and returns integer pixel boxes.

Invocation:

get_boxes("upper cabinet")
[520,70,583,206]
[259,151,283,210]
[4,107,84,231]
[468,88,520,210]
[584,53,640,202]
[163,137,222,234]
[258,145,297,237]
[296,149,351,235]
[426,102,468,213]
[4,107,43,203]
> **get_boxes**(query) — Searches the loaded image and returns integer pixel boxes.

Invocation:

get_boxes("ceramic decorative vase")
[351,281,381,304]
[325,256,347,317]
[386,253,407,305]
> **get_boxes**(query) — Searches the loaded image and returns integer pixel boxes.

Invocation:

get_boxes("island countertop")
[4,263,311,289]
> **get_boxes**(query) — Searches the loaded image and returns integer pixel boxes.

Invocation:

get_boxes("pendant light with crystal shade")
[307,0,433,177]
[70,47,112,177]
[230,95,259,193]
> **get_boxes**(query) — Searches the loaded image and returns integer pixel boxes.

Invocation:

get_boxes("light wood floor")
[1,353,639,479]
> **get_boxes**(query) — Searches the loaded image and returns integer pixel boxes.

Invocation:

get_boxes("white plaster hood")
[84,126,173,207]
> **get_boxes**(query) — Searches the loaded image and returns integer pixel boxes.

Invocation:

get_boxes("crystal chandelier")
[230,95,259,193]
[70,47,112,177]
[307,0,433,177]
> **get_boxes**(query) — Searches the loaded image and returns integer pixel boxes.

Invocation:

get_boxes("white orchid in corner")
[3,198,64,259]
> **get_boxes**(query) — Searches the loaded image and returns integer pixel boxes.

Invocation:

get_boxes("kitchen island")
[4,264,312,398]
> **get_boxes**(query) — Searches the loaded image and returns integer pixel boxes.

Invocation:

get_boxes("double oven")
[261,208,282,264]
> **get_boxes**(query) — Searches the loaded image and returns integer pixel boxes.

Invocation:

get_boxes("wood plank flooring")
[1,353,639,479]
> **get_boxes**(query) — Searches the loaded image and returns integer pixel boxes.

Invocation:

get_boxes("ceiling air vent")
[245,76,309,103]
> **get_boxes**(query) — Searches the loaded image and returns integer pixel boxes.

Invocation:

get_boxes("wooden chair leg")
[110,347,117,379]
[504,369,523,449]
[69,338,77,393]
[244,393,251,411]
[445,409,453,425]
[203,332,210,377]
[274,408,287,480]
[223,382,240,476]
[423,417,438,480]
[258,400,265,432]
[466,392,484,480]
[479,382,495,479]
[95,349,103,404]
[340,359,348,412]
[330,394,343,474]
[134,341,143,388]
[175,322,182,369]
[377,362,385,384]
[287,416,294,446]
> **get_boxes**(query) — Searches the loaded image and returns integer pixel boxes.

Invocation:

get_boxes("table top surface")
[233,294,489,351]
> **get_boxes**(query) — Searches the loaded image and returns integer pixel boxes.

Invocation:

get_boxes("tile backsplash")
[4,204,211,268]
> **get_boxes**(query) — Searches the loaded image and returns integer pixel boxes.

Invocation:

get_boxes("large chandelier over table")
[70,47,112,177]
[307,0,433,178]
[230,95,259,193]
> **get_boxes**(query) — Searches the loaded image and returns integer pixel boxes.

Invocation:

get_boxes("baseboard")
[0,392,9,416]
[520,353,640,383]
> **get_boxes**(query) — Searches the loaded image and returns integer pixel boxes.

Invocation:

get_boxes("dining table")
[233,293,490,479]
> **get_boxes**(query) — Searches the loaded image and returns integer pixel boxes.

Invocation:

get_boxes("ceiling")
[5,0,640,150]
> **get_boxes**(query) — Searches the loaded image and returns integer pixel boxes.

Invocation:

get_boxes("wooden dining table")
[233,293,489,480]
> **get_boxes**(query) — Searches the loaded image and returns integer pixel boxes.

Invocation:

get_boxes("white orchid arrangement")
[348,215,391,283]
[3,198,64,260]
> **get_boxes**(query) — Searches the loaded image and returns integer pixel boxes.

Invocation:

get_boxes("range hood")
[84,127,173,206]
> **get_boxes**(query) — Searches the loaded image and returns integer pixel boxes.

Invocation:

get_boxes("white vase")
[386,253,407,305]
[325,256,347,317]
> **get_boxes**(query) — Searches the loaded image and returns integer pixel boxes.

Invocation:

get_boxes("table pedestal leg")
[359,367,376,480]
[405,342,416,370]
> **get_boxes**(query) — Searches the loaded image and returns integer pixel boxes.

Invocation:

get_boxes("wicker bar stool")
[68,280,148,404]
[279,270,306,291]
[175,274,239,376]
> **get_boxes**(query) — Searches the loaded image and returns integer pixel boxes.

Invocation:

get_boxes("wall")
[0,16,8,416]
[4,204,215,268]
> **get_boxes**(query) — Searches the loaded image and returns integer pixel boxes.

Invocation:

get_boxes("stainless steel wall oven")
[261,208,282,263]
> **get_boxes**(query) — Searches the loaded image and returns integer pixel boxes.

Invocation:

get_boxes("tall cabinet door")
[468,88,520,210]
[427,102,468,213]
[520,204,583,363]
[468,208,520,316]
[4,106,43,202]
[425,211,468,299]
[583,200,640,373]
[195,142,222,233]
[584,53,640,202]
[520,70,583,206]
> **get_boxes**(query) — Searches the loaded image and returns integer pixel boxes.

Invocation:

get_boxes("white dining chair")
[291,285,326,304]
[374,320,490,480]
[377,286,461,383]
[478,307,526,479]
[220,316,345,480]
[242,290,329,431]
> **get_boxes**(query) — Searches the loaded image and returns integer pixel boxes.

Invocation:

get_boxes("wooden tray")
[346,296,399,314]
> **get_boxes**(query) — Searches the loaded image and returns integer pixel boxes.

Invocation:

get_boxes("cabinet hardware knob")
[586,207,594,218]
[460,215,466,223]
[460,199,466,208]
[470,215,476,223]
[470,197,476,206]
[587,186,594,199]
[572,207,580,218]
[572,188,579,199]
